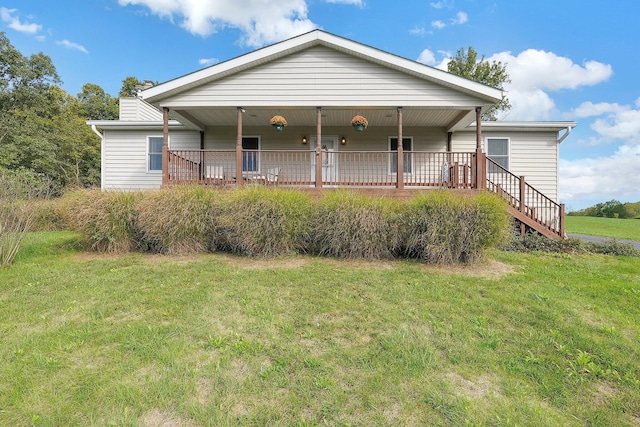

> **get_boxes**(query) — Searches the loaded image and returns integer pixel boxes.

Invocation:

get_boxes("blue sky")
[2,0,639,210]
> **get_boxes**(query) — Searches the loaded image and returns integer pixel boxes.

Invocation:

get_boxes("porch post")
[162,107,169,186]
[397,107,404,190]
[236,107,244,188]
[315,107,323,189]
[519,175,526,236]
[475,106,485,190]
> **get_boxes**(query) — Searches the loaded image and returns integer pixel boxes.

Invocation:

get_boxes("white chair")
[205,166,224,181]
[264,167,280,184]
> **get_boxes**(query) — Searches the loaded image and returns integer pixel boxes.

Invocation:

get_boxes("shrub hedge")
[58,186,512,263]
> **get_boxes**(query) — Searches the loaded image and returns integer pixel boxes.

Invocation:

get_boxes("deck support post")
[559,203,566,238]
[397,107,404,190]
[475,106,485,190]
[236,107,244,188]
[199,131,205,180]
[315,107,323,189]
[519,175,526,236]
[162,107,169,186]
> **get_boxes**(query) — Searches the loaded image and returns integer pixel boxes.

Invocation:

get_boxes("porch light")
[341,136,347,145]
[351,115,368,131]
[301,135,307,144]
[270,115,288,131]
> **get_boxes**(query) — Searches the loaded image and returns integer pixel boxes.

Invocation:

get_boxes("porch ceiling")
[172,107,471,130]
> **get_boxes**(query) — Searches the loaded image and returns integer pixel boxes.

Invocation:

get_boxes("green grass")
[565,216,640,241]
[1,232,639,426]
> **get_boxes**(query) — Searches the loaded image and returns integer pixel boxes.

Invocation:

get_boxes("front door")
[310,136,338,184]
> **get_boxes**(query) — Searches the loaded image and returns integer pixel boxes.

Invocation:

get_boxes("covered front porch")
[160,106,488,191]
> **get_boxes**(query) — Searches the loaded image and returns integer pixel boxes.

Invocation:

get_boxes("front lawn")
[1,232,639,426]
[565,216,640,241]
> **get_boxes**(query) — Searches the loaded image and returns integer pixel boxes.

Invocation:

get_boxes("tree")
[77,83,118,120]
[0,31,61,145]
[0,32,101,191]
[447,46,511,120]
[119,76,145,98]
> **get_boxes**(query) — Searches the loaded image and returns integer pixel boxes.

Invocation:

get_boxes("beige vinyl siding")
[203,126,447,150]
[162,46,484,108]
[507,131,559,202]
[201,126,448,184]
[102,129,199,190]
[452,130,559,202]
[119,98,163,121]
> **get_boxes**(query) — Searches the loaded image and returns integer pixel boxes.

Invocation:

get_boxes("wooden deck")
[166,149,565,239]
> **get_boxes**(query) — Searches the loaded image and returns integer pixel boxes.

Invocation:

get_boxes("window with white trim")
[242,136,260,172]
[148,136,163,172]
[389,137,413,174]
[486,137,509,171]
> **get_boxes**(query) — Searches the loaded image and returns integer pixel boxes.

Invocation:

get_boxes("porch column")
[236,107,244,188]
[475,106,486,190]
[162,107,169,186]
[397,107,404,190]
[315,107,322,189]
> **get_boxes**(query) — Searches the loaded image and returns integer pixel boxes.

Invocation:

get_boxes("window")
[389,137,413,174]
[486,138,509,171]
[148,137,163,172]
[242,136,260,172]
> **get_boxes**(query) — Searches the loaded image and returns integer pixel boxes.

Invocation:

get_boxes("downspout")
[558,125,573,144]
[91,124,105,191]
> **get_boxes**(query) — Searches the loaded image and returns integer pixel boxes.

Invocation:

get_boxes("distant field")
[1,232,639,426]
[565,216,640,241]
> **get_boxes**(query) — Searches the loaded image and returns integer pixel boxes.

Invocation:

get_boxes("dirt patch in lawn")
[140,408,196,427]
[70,251,514,277]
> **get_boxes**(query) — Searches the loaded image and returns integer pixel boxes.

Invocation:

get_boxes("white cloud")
[324,0,364,6]
[199,57,219,66]
[569,100,640,146]
[486,49,613,120]
[430,1,453,9]
[452,11,468,25]
[431,10,468,30]
[0,7,42,34]
[409,26,428,37]
[56,39,88,54]
[560,144,640,207]
[417,49,436,65]
[416,48,450,69]
[118,0,322,47]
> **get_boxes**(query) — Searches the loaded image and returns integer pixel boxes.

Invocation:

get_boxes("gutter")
[91,124,105,191]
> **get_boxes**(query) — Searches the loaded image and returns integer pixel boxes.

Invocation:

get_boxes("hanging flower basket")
[351,115,368,132]
[270,115,288,131]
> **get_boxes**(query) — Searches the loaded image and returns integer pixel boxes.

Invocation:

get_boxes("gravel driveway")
[568,233,640,251]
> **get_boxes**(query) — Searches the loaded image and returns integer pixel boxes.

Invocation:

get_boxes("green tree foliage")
[119,76,145,98]
[77,83,118,120]
[447,46,511,120]
[0,32,102,191]
[569,199,636,218]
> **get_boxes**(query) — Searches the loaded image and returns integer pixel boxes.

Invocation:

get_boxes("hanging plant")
[270,115,288,131]
[351,115,368,131]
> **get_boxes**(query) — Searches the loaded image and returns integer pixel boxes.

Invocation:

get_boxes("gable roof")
[141,30,504,105]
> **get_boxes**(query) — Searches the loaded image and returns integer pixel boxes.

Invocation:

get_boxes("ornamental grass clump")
[309,191,399,259]
[135,185,221,254]
[217,187,312,257]
[64,189,141,253]
[401,191,509,264]
[0,169,51,266]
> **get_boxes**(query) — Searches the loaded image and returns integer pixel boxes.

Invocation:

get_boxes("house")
[87,30,575,239]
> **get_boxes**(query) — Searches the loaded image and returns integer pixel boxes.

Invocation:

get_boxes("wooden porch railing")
[485,158,565,239]
[168,149,478,188]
